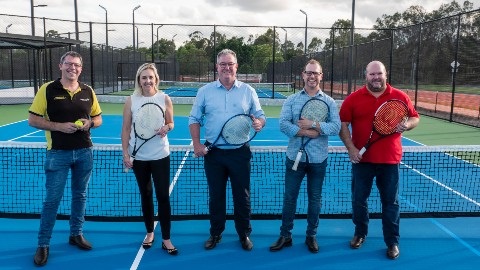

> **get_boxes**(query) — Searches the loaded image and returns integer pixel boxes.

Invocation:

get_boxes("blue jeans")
[37,148,93,247]
[351,163,400,246]
[280,158,327,237]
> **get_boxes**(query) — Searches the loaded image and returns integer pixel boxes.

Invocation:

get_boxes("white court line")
[401,162,480,207]
[129,142,193,270]
[8,130,42,141]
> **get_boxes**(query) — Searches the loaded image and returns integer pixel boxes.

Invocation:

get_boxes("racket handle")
[192,146,209,158]
[124,156,134,173]
[358,147,367,155]
[292,151,302,171]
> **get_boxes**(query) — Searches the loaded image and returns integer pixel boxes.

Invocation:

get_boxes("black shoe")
[240,237,253,251]
[33,247,49,266]
[387,244,400,260]
[305,236,319,253]
[349,235,365,249]
[205,235,222,250]
[269,236,292,251]
[142,238,154,249]
[69,235,92,250]
[162,242,178,255]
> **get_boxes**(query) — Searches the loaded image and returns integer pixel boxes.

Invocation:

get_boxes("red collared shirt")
[339,84,419,164]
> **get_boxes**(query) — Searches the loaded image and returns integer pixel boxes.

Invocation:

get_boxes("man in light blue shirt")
[189,49,266,251]
[270,59,340,253]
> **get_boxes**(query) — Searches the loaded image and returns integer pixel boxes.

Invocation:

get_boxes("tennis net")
[1,142,479,220]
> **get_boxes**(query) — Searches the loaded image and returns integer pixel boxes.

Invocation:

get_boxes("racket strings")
[373,102,408,135]
[301,100,329,122]
[134,104,164,139]
[222,116,254,144]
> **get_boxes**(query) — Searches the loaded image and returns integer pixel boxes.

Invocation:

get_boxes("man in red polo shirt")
[339,60,420,260]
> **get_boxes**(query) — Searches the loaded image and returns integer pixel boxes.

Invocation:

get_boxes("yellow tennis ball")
[74,120,84,127]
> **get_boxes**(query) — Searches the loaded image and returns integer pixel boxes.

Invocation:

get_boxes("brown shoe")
[349,236,365,249]
[33,247,49,266]
[387,244,400,259]
[305,236,319,253]
[69,235,92,250]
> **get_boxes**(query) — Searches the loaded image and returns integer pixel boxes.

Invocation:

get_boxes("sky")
[1,0,479,29]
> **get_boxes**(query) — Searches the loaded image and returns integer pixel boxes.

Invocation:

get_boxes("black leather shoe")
[349,235,365,249]
[162,242,178,255]
[269,236,292,251]
[240,237,253,251]
[204,235,222,250]
[69,235,92,250]
[34,247,49,266]
[387,244,400,259]
[305,236,319,253]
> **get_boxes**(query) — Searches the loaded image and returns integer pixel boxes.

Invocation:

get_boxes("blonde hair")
[133,63,160,96]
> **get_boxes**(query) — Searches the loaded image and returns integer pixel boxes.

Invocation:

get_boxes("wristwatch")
[311,121,317,129]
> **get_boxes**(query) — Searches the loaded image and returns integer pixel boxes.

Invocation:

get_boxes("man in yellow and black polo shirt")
[28,51,102,267]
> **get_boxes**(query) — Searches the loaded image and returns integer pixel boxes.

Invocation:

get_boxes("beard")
[367,80,386,92]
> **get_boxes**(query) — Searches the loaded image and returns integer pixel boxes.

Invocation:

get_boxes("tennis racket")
[124,102,165,172]
[193,114,257,157]
[358,99,408,155]
[292,98,329,171]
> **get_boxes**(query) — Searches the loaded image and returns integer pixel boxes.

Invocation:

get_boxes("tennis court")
[160,81,291,99]
[1,115,479,269]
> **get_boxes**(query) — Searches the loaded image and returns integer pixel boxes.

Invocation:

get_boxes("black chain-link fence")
[1,9,479,126]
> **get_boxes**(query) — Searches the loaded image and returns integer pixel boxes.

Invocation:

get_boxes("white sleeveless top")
[128,92,170,160]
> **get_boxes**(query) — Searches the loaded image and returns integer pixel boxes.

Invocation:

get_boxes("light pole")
[6,24,12,33]
[99,5,108,48]
[30,1,47,94]
[74,0,79,50]
[156,25,163,61]
[132,5,141,51]
[347,0,355,94]
[99,5,109,88]
[280,27,287,59]
[132,5,141,68]
[135,26,140,49]
[172,34,177,81]
[299,9,308,54]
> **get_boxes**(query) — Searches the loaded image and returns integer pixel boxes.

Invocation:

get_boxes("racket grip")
[358,147,367,155]
[124,156,134,173]
[192,146,209,158]
[292,151,302,171]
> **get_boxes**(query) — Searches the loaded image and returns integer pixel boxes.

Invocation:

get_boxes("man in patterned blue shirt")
[189,49,266,251]
[270,59,340,253]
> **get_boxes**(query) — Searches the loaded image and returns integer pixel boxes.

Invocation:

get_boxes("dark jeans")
[351,163,400,246]
[280,158,327,237]
[204,145,252,239]
[133,156,171,240]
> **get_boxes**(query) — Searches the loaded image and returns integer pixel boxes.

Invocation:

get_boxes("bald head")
[365,61,387,93]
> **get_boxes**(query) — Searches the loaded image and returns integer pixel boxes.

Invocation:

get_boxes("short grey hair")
[59,51,83,65]
[217,49,237,63]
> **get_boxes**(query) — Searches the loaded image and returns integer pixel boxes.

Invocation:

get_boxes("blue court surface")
[163,87,288,99]
[1,116,479,269]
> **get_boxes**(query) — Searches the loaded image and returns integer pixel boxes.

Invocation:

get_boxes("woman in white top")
[121,63,177,255]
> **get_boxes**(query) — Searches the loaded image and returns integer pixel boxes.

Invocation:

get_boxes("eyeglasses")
[63,62,82,68]
[218,62,236,68]
[303,71,322,76]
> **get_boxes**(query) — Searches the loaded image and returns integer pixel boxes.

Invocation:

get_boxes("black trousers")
[204,145,252,239]
[132,156,171,240]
